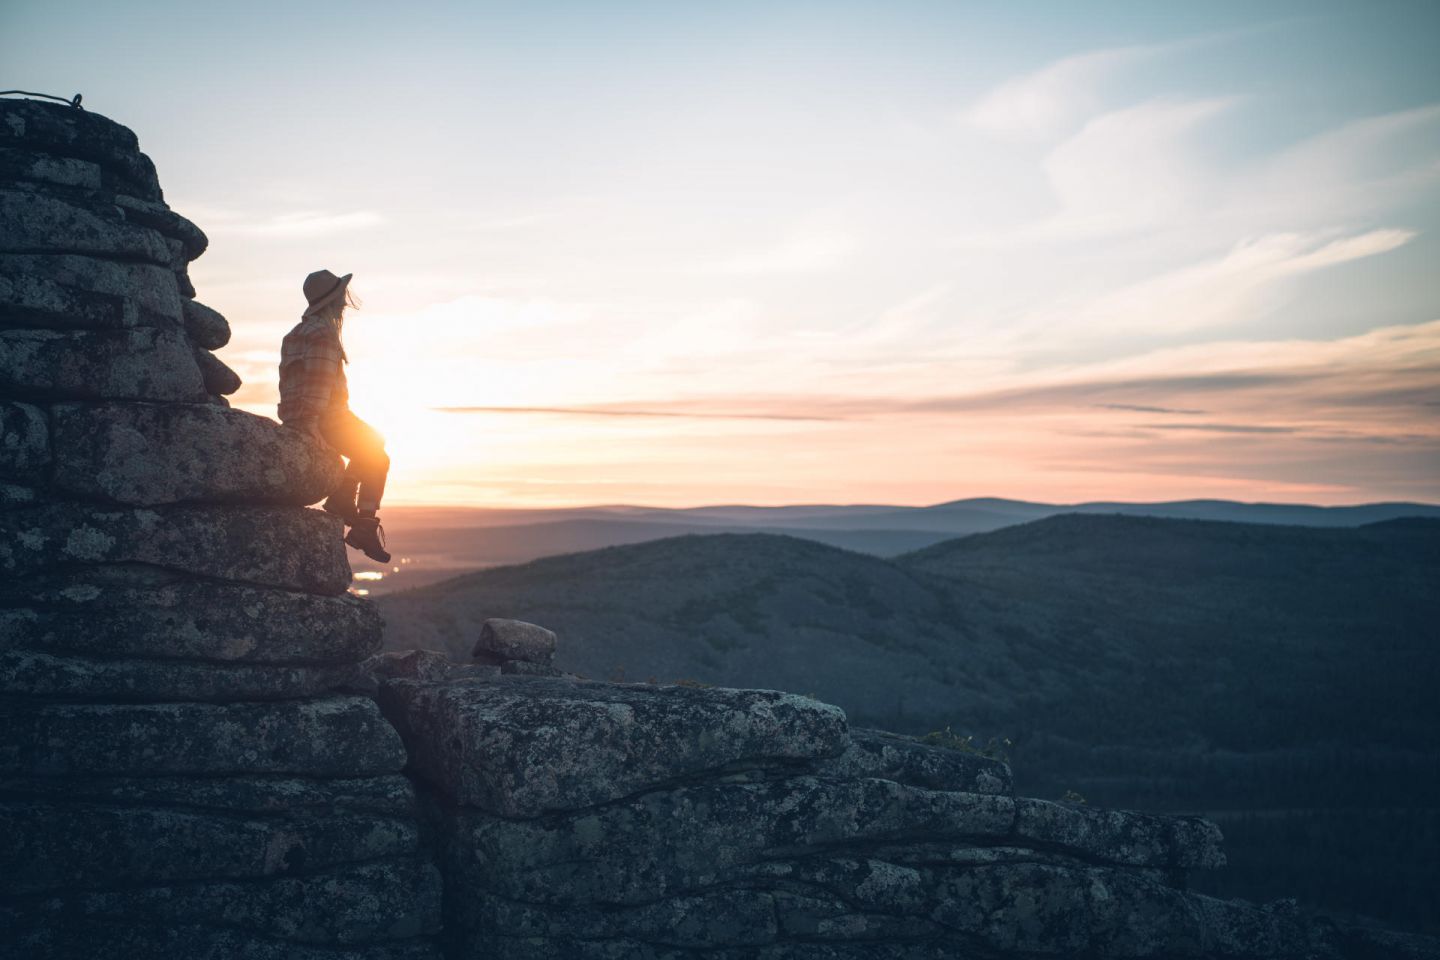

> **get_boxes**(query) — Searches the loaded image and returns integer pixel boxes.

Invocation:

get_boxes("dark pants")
[321,410,389,512]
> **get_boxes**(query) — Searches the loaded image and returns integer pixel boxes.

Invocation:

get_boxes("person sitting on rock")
[277,269,391,563]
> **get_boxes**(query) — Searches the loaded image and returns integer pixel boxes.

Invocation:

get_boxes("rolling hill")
[378,513,1440,931]
[355,497,1440,593]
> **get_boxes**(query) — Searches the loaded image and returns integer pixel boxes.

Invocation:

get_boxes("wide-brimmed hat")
[301,269,352,316]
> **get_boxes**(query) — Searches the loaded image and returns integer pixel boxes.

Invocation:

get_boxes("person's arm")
[290,332,344,439]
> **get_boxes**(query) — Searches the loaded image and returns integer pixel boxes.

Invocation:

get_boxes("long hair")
[311,287,361,362]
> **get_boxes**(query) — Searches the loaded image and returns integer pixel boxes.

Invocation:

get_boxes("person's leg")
[320,411,392,562]
[320,412,390,513]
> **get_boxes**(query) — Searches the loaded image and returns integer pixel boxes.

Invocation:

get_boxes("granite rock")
[196,346,241,395]
[28,859,442,944]
[474,617,557,665]
[0,567,381,664]
[3,696,406,778]
[0,98,163,200]
[0,325,205,400]
[814,727,1012,796]
[0,252,183,330]
[0,649,363,701]
[2,800,421,895]
[50,402,341,506]
[0,186,173,264]
[1013,797,1226,870]
[182,297,230,348]
[380,676,849,816]
[448,776,1015,906]
[0,399,47,481]
[0,502,352,594]
[0,773,423,817]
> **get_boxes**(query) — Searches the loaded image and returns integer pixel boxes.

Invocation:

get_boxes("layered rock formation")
[4,97,1437,960]
[0,97,442,958]
[379,675,1378,960]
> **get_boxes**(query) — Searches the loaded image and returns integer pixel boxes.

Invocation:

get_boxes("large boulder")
[473,618,557,665]
[195,347,241,395]
[50,402,342,506]
[181,297,230,348]
[0,253,183,330]
[0,503,352,594]
[3,697,407,778]
[0,326,205,401]
[380,676,850,816]
[0,567,381,664]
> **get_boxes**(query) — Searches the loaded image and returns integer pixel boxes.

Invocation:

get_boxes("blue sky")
[5,1,1438,505]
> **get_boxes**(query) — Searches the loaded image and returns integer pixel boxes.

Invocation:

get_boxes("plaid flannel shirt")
[277,317,349,423]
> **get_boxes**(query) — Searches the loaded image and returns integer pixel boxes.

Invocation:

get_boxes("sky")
[5,0,1439,507]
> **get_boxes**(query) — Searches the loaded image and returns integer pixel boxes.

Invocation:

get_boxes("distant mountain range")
[354,497,1440,594]
[378,513,1440,933]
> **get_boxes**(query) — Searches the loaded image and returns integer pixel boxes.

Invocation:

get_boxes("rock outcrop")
[0,97,442,959]
[4,96,1437,960]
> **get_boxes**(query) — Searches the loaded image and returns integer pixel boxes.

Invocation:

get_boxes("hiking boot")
[345,516,391,563]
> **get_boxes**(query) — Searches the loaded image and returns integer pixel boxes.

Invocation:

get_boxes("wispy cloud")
[182,206,386,238]
[432,404,843,422]
[1099,403,1204,415]
[964,44,1160,141]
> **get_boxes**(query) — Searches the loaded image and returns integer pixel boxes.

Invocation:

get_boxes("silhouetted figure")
[278,269,392,563]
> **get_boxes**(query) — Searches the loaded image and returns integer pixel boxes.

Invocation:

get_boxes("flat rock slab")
[0,253,183,330]
[0,503,352,594]
[0,400,46,482]
[814,727,1012,796]
[2,800,421,895]
[1,921,443,960]
[0,650,363,702]
[451,776,1015,906]
[0,326,204,401]
[474,618,557,665]
[1012,797,1225,870]
[51,402,342,506]
[2,696,406,778]
[0,187,172,264]
[15,859,442,947]
[381,676,849,817]
[0,773,421,818]
[0,567,381,664]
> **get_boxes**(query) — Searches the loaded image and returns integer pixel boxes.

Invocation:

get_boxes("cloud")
[1037,97,1234,238]
[965,44,1158,141]
[432,404,843,422]
[701,231,858,275]
[1099,403,1204,415]
[183,206,386,238]
[1136,422,1296,434]
[1015,227,1416,340]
